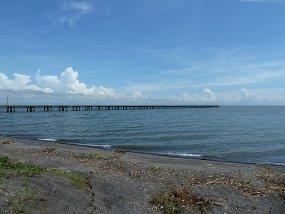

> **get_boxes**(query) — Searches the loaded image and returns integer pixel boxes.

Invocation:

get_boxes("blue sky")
[0,0,285,105]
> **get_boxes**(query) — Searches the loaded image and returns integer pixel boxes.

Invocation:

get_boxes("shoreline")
[1,134,285,168]
[1,136,284,213]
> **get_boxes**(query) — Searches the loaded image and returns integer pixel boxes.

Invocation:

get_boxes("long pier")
[0,105,219,113]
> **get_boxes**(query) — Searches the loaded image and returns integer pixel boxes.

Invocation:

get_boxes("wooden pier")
[0,105,219,113]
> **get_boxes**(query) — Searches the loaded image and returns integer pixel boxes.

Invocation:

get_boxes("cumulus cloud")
[0,68,219,104]
[1,67,284,105]
[35,67,115,98]
[0,67,116,101]
[0,72,51,93]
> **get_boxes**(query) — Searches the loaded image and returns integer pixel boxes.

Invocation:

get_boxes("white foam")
[39,138,57,142]
[165,152,202,158]
[73,143,112,148]
[93,144,112,148]
[57,142,112,148]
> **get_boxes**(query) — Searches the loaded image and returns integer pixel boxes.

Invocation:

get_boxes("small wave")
[91,144,112,148]
[39,138,57,142]
[56,142,112,149]
[204,154,223,158]
[164,152,202,158]
[112,145,163,150]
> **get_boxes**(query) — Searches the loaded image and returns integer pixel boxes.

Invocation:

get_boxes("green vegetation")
[80,152,104,160]
[149,165,160,172]
[49,169,91,189]
[0,156,90,190]
[0,177,3,189]
[0,156,45,177]
[0,156,91,213]
[7,179,38,214]
[151,186,211,214]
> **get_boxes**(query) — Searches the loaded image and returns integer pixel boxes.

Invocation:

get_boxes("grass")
[0,156,45,177]
[7,179,38,214]
[149,165,160,172]
[0,156,90,190]
[0,177,4,189]
[151,186,211,214]
[80,152,104,160]
[0,156,91,213]
[49,169,91,189]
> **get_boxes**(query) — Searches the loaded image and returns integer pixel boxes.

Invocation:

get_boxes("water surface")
[0,106,284,165]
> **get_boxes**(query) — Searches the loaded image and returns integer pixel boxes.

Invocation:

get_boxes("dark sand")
[0,136,284,213]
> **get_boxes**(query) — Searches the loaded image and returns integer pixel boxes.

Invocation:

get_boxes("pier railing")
[0,105,219,113]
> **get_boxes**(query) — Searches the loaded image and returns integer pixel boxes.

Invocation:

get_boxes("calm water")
[0,106,284,165]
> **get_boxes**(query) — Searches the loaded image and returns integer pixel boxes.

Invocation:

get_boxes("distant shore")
[1,136,284,213]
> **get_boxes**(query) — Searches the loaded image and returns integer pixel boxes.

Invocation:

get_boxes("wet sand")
[0,136,284,213]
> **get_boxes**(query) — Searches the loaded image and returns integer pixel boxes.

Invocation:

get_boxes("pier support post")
[6,106,15,113]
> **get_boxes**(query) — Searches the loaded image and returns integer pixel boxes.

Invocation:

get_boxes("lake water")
[0,106,284,165]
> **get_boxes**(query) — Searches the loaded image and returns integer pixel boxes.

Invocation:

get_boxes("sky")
[0,0,285,105]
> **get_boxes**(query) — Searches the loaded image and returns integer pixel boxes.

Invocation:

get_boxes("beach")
[0,136,284,213]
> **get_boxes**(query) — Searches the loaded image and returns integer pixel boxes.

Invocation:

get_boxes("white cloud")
[1,67,116,100]
[203,88,216,100]
[59,1,94,26]
[41,1,111,32]
[1,67,285,105]
[125,81,189,92]
[203,70,285,87]
[35,71,60,91]
[0,72,51,93]
[211,88,285,105]
[36,67,115,98]
[239,88,261,103]
[0,68,219,104]
[58,1,110,27]
[151,89,217,105]
[132,90,146,99]
[62,2,93,14]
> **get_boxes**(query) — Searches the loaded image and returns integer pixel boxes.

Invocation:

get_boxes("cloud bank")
[0,67,284,105]
[0,73,51,93]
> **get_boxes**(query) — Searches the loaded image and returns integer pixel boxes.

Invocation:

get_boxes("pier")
[0,105,219,113]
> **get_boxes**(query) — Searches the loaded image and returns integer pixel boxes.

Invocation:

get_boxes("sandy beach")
[0,136,284,213]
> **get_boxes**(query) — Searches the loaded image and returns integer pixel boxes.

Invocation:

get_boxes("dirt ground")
[0,137,284,213]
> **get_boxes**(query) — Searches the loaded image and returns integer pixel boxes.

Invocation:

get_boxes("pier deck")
[0,105,219,112]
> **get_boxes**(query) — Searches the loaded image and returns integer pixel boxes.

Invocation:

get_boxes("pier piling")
[1,105,219,113]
